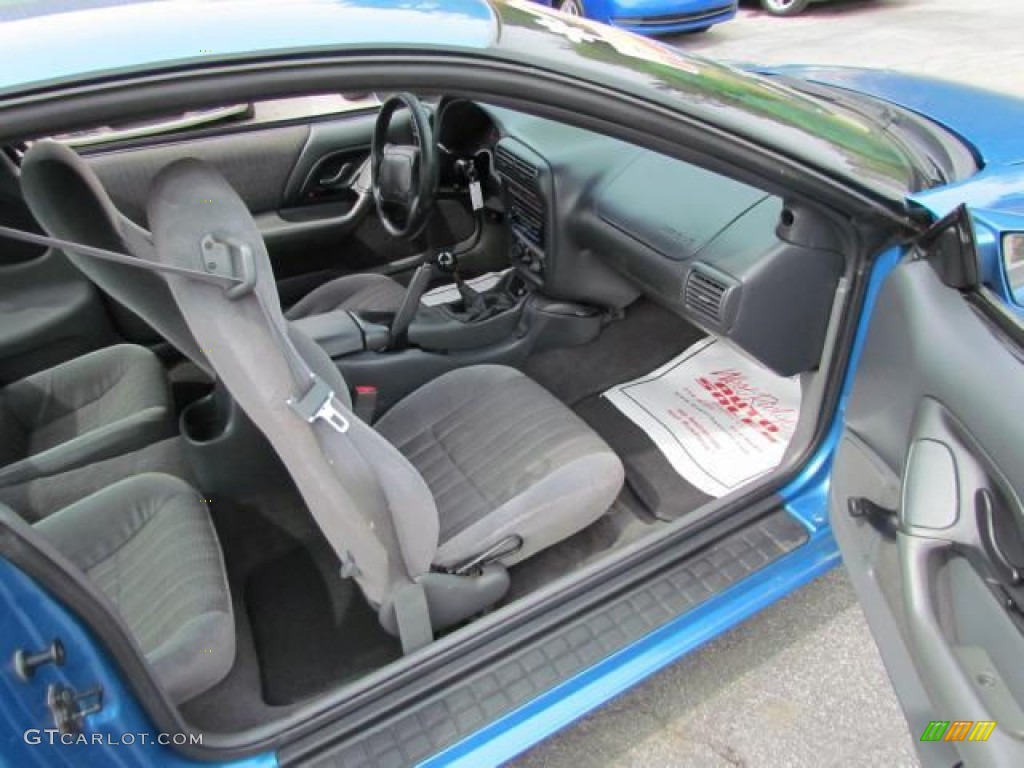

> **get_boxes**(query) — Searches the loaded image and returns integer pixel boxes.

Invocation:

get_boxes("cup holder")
[180,385,232,445]
[178,382,286,495]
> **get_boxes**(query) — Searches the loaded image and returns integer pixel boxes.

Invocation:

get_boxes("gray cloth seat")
[284,272,406,319]
[376,365,624,569]
[0,344,174,488]
[20,150,626,649]
[134,158,625,644]
[27,473,234,703]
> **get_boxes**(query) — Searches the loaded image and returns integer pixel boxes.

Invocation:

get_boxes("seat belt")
[392,582,433,654]
[0,222,435,652]
[0,224,246,291]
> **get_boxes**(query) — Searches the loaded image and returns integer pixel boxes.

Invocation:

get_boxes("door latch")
[47,684,103,735]
[848,496,898,537]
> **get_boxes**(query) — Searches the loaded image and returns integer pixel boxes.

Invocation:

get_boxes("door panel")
[279,113,377,208]
[89,124,310,225]
[832,254,1024,767]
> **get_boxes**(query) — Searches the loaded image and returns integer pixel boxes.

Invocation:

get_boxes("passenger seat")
[1,473,235,703]
[0,344,174,488]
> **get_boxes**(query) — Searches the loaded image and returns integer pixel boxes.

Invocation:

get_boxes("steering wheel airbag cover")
[378,148,417,205]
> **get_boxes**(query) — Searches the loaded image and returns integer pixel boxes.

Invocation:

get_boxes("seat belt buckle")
[288,376,350,434]
[353,385,378,424]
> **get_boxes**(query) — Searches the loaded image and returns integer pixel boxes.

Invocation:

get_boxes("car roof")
[0,0,923,211]
[0,0,499,94]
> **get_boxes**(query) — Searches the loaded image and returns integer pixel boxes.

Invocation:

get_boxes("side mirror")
[1003,233,1024,305]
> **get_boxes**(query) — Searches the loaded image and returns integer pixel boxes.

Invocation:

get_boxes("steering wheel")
[371,93,438,240]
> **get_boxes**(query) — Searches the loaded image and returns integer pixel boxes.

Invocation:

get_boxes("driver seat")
[284,271,406,319]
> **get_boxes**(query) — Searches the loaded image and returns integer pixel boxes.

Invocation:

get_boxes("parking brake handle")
[388,260,436,349]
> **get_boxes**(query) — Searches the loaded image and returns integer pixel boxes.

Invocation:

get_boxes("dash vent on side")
[684,265,736,330]
[495,142,546,250]
[494,144,539,188]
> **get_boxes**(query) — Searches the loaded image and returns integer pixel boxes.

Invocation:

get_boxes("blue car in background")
[546,0,737,35]
[1,2,1024,768]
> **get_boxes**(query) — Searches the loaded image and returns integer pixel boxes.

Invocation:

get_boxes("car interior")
[0,90,853,735]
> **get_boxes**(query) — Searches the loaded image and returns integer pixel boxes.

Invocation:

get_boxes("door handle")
[978,488,1024,586]
[304,154,369,199]
[317,162,356,189]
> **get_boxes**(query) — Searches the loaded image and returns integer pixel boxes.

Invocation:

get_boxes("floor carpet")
[245,545,401,706]
[523,298,706,406]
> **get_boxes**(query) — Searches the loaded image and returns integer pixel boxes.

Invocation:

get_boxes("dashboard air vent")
[495,144,539,188]
[495,143,545,248]
[684,267,729,327]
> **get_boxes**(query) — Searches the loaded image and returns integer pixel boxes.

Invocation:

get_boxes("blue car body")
[1,3,1023,767]
[540,0,738,36]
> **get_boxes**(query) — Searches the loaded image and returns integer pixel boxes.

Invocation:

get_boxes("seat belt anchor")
[200,234,256,299]
[288,376,350,434]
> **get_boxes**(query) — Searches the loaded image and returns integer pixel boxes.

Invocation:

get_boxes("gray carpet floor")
[523,298,705,406]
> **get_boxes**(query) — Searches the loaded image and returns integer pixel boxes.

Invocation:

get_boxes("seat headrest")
[19,140,213,374]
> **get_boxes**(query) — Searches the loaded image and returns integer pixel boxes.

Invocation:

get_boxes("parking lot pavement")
[510,568,919,767]
[681,0,1024,97]
[510,1,1024,766]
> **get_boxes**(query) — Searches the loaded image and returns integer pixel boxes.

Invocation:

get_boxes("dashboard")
[433,98,847,376]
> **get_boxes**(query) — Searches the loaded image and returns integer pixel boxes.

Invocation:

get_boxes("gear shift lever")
[390,249,515,348]
[388,250,479,348]
[436,250,487,317]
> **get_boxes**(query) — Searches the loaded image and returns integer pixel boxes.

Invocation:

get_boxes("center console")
[287,271,600,413]
[282,140,605,411]
[289,270,533,356]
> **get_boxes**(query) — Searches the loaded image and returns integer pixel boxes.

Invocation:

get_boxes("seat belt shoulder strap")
[392,581,433,655]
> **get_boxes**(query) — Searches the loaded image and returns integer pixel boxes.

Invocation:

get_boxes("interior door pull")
[977,488,1024,586]
[318,162,355,189]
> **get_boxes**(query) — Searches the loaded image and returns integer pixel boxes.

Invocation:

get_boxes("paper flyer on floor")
[420,269,511,306]
[604,338,802,498]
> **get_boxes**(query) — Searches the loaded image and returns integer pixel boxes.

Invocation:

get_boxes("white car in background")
[760,0,820,16]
